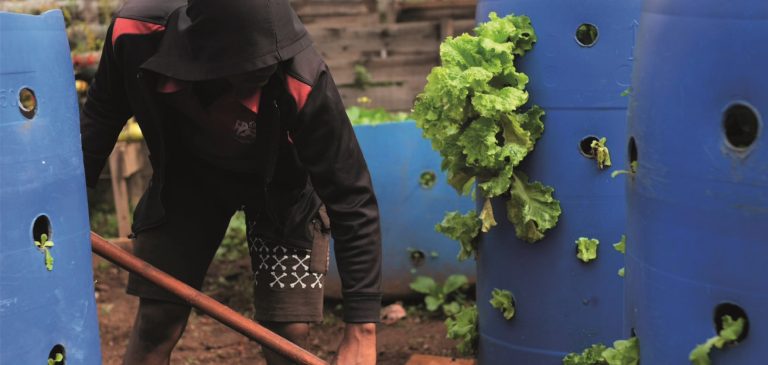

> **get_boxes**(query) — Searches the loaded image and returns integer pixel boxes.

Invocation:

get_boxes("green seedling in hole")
[611,161,638,178]
[576,237,599,263]
[48,352,64,365]
[613,235,626,277]
[410,274,469,317]
[689,315,745,365]
[489,288,515,320]
[419,171,437,189]
[620,87,632,97]
[591,137,612,169]
[35,233,55,271]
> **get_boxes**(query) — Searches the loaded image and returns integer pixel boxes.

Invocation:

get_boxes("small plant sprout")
[34,233,55,271]
[620,87,632,97]
[591,137,612,169]
[689,315,745,365]
[611,161,638,178]
[576,237,599,263]
[47,352,64,365]
[489,288,515,320]
[613,235,626,277]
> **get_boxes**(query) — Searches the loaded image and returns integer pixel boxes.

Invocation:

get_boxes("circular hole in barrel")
[723,103,759,150]
[575,24,599,47]
[714,303,749,344]
[18,87,38,119]
[33,215,52,244]
[48,344,66,364]
[579,136,600,158]
[419,171,437,189]
[410,249,426,267]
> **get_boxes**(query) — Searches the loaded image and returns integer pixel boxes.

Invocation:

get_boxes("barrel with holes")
[324,121,477,299]
[625,1,768,362]
[473,1,641,363]
[0,10,102,364]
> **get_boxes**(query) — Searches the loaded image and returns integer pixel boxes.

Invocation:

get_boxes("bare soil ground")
[94,256,467,365]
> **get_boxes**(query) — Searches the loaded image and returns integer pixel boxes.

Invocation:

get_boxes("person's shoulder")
[285,46,327,88]
[114,0,186,25]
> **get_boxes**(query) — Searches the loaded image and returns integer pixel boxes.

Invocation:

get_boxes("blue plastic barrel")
[625,1,768,363]
[324,122,476,299]
[474,1,640,363]
[0,10,102,364]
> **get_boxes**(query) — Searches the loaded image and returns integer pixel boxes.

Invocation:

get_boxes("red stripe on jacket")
[112,18,165,45]
[286,75,312,112]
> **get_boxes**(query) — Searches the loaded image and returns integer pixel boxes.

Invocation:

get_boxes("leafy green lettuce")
[563,337,639,365]
[436,211,481,261]
[689,315,745,365]
[445,304,479,356]
[576,237,599,263]
[489,288,515,320]
[413,12,560,245]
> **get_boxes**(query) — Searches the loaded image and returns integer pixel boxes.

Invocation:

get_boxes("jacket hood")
[142,0,312,81]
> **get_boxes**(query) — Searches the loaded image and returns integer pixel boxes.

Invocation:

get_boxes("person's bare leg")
[122,298,192,365]
[261,322,311,365]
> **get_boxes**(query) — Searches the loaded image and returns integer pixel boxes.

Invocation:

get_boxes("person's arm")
[80,22,133,188]
[289,69,381,364]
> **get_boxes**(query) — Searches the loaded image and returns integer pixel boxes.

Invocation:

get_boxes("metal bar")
[90,232,328,365]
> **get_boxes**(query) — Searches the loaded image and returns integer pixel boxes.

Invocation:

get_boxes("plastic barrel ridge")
[0,10,102,364]
[324,122,476,299]
[474,1,641,363]
[625,0,768,363]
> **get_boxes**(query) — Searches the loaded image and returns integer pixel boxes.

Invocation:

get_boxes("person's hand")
[331,323,376,365]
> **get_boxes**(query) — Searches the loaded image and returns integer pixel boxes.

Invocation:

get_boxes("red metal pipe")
[90,232,328,365]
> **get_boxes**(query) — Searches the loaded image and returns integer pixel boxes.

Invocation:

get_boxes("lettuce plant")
[413,12,561,258]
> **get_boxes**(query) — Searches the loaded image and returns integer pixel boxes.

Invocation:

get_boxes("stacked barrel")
[0,10,102,364]
[625,0,768,362]
[325,122,477,299]
[474,1,641,363]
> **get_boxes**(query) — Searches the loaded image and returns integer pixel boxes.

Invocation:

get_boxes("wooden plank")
[109,143,132,240]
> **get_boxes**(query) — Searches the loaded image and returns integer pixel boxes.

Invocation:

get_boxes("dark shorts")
[126,164,329,323]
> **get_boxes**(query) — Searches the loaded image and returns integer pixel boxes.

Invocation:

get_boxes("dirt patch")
[94,256,467,364]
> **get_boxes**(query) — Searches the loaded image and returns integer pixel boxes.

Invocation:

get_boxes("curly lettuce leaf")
[489,288,515,320]
[479,198,498,233]
[436,210,482,261]
[563,344,608,365]
[445,305,479,356]
[689,315,745,365]
[576,237,600,263]
[603,337,640,365]
[506,172,561,242]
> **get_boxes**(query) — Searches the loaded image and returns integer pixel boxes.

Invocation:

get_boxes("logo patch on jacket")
[233,119,258,143]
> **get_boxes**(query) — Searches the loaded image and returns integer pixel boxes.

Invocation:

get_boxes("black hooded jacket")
[80,0,382,322]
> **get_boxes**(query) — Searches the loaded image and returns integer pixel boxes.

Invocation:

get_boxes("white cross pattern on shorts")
[290,272,310,288]
[272,254,288,271]
[310,273,324,288]
[259,254,270,270]
[291,254,310,271]
[270,272,287,288]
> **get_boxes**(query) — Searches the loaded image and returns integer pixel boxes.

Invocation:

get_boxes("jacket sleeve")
[290,69,383,323]
[80,22,133,188]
